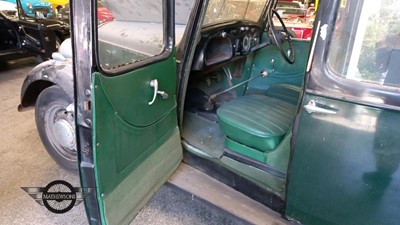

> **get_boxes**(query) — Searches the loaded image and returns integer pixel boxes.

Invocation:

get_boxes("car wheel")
[35,86,78,172]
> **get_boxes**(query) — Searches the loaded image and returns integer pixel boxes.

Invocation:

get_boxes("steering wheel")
[267,10,295,64]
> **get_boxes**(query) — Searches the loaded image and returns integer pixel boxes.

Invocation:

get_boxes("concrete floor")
[0,57,243,225]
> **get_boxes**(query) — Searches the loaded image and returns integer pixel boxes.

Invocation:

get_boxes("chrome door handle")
[304,100,337,115]
[148,79,169,105]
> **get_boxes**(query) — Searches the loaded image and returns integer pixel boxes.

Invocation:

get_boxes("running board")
[167,163,291,225]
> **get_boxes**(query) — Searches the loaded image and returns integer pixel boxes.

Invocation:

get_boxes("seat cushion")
[265,83,302,105]
[217,95,296,152]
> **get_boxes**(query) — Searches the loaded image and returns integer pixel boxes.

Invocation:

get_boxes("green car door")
[286,1,400,224]
[72,1,182,224]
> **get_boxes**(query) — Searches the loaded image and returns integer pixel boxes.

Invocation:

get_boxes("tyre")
[35,86,78,172]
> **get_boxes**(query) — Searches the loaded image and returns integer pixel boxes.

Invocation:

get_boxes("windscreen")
[204,0,268,25]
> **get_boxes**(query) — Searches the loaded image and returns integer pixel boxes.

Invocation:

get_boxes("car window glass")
[97,0,164,70]
[327,0,400,87]
[204,0,267,25]
[97,0,194,71]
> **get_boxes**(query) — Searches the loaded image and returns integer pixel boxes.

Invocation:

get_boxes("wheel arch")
[18,60,74,111]
[19,80,55,111]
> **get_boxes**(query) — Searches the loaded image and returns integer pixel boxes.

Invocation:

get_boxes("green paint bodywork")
[285,94,400,225]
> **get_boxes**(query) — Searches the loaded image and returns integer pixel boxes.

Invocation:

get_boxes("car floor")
[181,111,225,158]
[0,57,245,225]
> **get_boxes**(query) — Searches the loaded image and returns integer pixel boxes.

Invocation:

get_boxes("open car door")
[15,0,56,60]
[285,1,400,225]
[72,0,182,224]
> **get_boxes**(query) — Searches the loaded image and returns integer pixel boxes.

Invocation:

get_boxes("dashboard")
[191,21,265,71]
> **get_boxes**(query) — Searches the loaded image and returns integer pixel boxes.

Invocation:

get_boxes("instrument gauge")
[242,34,251,52]
[252,32,260,46]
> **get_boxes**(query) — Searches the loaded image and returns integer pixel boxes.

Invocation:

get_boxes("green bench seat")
[217,95,297,154]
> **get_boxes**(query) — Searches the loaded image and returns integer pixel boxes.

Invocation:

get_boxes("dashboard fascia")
[191,21,267,71]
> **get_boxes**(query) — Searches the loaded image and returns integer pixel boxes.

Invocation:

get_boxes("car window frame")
[305,0,400,110]
[93,0,174,77]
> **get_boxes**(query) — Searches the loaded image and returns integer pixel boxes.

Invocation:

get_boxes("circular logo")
[42,180,76,213]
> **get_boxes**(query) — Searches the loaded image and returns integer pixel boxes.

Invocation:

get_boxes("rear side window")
[327,0,400,87]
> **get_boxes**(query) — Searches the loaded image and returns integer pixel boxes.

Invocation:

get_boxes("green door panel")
[92,47,182,224]
[246,39,311,95]
[286,94,400,225]
[93,69,180,197]
[96,54,177,127]
[101,128,182,225]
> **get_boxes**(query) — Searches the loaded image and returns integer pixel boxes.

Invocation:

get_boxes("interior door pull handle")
[148,79,169,105]
[304,100,336,115]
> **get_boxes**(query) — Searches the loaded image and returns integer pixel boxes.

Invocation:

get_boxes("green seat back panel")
[246,39,310,95]
[217,95,296,152]
[265,83,302,105]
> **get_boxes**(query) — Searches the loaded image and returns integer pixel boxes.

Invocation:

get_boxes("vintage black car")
[0,0,69,65]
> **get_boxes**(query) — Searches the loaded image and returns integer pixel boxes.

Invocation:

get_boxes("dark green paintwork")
[286,93,400,225]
